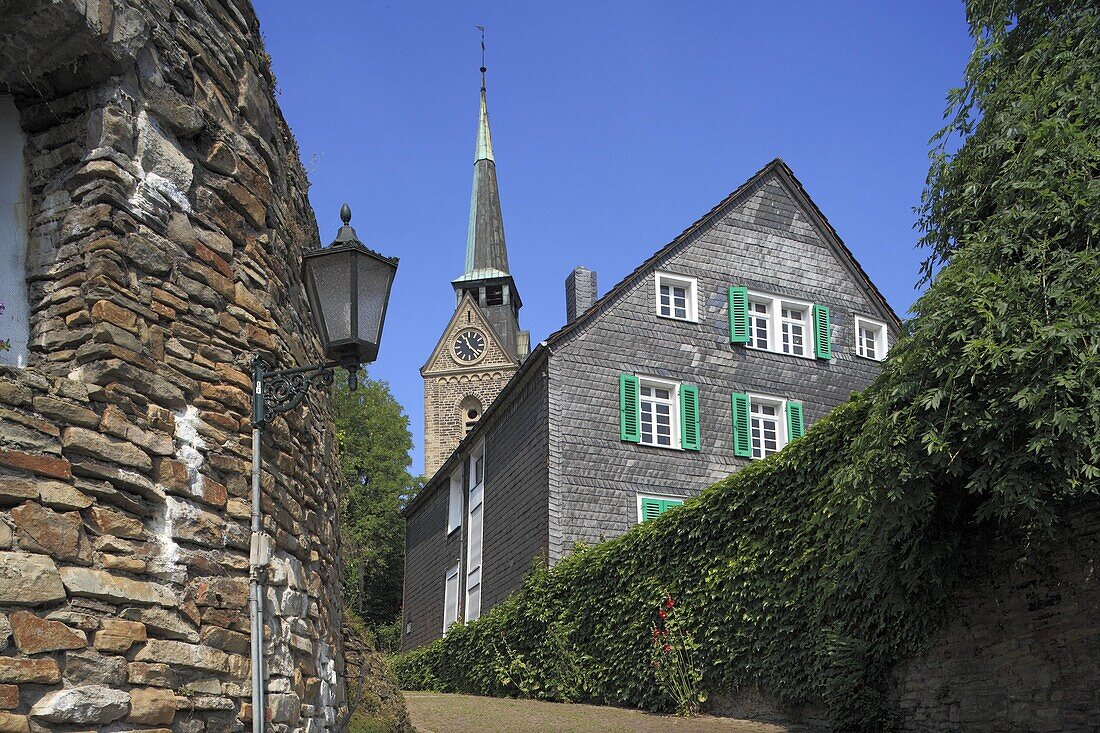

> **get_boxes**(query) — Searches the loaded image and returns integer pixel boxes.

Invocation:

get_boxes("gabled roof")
[546,157,899,348]
[419,291,518,375]
[407,158,900,514]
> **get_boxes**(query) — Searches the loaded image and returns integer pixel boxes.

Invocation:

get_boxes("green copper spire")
[462,78,509,278]
[475,87,494,163]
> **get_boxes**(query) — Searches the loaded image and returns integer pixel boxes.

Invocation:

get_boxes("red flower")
[658,610,667,619]
[663,644,671,652]
[666,597,676,609]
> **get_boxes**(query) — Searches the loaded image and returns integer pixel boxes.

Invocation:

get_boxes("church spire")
[463,37,509,278]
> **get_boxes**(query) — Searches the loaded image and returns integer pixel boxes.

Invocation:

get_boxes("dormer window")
[0,96,29,368]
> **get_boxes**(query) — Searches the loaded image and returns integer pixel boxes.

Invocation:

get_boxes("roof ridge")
[545,158,898,348]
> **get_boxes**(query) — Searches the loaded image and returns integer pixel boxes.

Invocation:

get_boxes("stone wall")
[0,1,352,731]
[891,501,1100,732]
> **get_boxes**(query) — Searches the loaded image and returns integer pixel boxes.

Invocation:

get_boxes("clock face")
[453,329,486,362]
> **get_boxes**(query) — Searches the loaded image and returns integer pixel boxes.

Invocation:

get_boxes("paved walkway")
[404,692,798,733]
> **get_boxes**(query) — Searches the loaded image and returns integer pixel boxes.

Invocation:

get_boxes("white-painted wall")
[0,96,29,367]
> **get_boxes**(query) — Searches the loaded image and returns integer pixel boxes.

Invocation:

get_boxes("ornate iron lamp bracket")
[251,357,352,427]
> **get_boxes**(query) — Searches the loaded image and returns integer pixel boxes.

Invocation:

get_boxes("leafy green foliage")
[335,368,422,627]
[395,2,1099,729]
[343,609,415,733]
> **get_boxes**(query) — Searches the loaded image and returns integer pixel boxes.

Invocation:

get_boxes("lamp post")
[248,204,397,733]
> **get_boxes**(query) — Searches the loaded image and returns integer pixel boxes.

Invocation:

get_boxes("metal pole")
[250,357,266,733]
[250,426,265,733]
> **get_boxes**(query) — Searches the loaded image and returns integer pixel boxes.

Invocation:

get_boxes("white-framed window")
[732,392,804,460]
[749,300,770,349]
[655,272,698,322]
[0,95,29,368]
[639,377,680,449]
[750,398,784,459]
[780,305,808,357]
[744,291,815,359]
[637,494,684,523]
[855,316,888,361]
[464,443,485,623]
[446,469,462,534]
[442,561,460,634]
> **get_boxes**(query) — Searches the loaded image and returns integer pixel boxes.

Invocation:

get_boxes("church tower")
[421,68,529,476]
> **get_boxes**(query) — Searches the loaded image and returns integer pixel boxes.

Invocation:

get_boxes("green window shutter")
[731,392,752,458]
[619,374,641,443]
[813,304,832,359]
[786,401,805,442]
[640,498,662,522]
[640,498,684,522]
[728,287,749,344]
[679,385,701,451]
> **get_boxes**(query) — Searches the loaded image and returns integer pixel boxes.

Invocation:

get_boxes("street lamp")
[247,205,397,733]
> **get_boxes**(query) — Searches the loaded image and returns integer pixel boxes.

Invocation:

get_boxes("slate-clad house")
[401,158,899,649]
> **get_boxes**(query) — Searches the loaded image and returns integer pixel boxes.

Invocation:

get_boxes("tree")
[850,0,1100,532]
[334,368,422,628]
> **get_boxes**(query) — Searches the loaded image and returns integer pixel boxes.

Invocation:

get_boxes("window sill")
[635,441,683,451]
[656,314,699,324]
[855,353,886,363]
[446,526,461,536]
[742,345,817,361]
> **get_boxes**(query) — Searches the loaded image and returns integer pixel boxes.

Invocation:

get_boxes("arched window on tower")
[459,396,484,435]
[0,95,29,367]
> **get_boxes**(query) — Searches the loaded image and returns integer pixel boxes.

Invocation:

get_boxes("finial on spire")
[477,25,486,90]
[340,202,352,225]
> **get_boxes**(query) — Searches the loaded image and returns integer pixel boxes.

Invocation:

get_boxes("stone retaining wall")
[0,1,349,731]
[891,502,1100,732]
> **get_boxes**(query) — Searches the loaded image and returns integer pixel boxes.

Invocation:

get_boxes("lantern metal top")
[315,203,399,267]
[333,202,363,246]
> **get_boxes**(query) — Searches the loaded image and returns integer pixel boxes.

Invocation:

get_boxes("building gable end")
[421,292,518,376]
[546,159,899,352]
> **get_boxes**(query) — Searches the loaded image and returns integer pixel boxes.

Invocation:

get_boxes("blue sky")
[258,1,973,473]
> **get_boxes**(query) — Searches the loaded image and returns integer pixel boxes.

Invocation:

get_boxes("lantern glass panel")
[307,249,353,344]
[355,252,396,347]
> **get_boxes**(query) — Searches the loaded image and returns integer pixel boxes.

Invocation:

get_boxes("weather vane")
[477,25,486,89]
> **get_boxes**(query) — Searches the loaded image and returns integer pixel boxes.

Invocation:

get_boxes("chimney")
[565,266,598,323]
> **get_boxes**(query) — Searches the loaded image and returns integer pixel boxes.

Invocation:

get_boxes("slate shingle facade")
[402,159,899,650]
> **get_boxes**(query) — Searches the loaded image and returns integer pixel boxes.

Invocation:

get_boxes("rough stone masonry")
[0,1,348,731]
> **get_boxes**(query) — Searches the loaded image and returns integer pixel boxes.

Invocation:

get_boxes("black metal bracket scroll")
[251,357,354,427]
